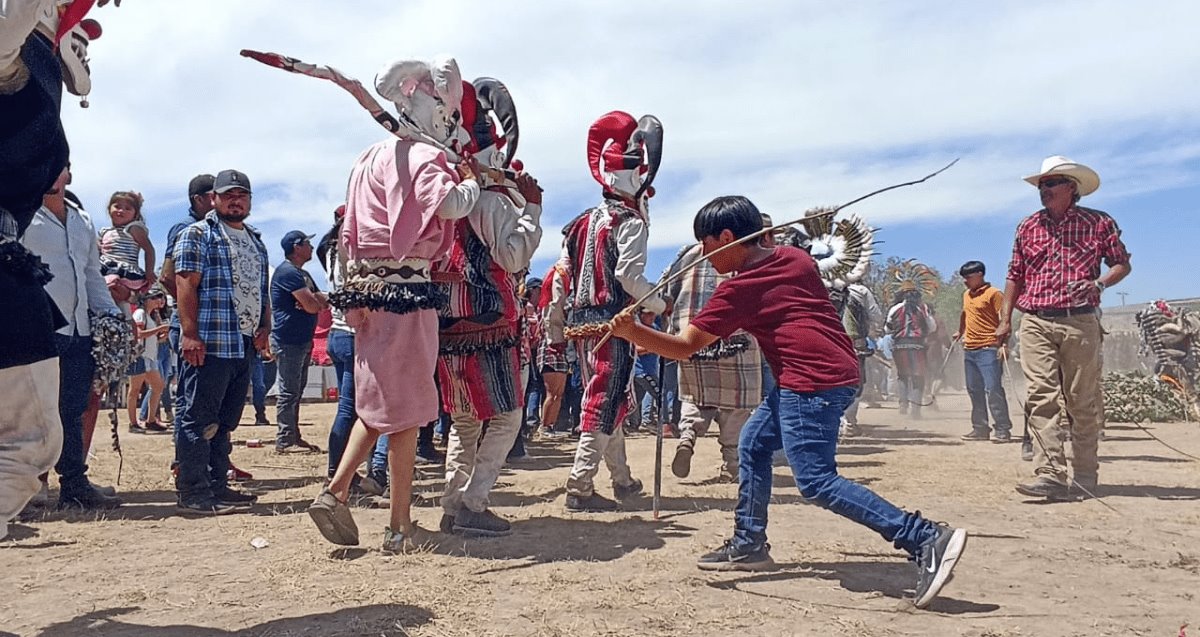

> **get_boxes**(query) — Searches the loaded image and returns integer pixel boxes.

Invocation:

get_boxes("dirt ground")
[4,389,1200,637]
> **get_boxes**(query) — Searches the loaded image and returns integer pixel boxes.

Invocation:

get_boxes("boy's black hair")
[693,195,764,241]
[959,260,986,276]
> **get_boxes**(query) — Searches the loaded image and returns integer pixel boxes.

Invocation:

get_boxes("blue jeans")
[174,339,252,499]
[273,338,312,446]
[963,347,1012,434]
[54,332,95,495]
[734,385,937,556]
[140,341,173,421]
[251,352,277,416]
[326,330,357,477]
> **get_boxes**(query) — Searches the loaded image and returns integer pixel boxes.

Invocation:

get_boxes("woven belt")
[347,258,463,284]
[1033,306,1095,319]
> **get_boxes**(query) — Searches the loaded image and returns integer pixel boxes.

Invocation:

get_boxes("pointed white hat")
[1023,155,1100,196]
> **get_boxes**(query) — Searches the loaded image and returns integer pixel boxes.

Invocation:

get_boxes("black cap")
[188,174,215,198]
[281,230,315,255]
[525,277,543,289]
[213,169,251,194]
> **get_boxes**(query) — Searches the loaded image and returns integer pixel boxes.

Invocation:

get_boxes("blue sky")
[59,0,1200,307]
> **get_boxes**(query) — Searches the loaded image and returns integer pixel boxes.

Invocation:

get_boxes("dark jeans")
[524,364,543,428]
[251,352,277,416]
[734,385,936,556]
[326,329,357,477]
[174,339,252,500]
[54,332,95,494]
[964,347,1012,434]
[273,338,312,446]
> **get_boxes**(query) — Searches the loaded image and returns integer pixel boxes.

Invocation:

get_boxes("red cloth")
[311,308,332,366]
[1006,206,1130,312]
[691,246,859,393]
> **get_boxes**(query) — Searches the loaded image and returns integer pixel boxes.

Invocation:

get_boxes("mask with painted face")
[375,56,466,157]
[586,111,663,216]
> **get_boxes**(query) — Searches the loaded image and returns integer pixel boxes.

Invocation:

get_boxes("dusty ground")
[4,389,1200,637]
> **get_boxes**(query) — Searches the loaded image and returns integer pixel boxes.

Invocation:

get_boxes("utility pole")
[1117,291,1129,306]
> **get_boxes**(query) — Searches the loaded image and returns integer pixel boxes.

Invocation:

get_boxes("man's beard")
[217,209,249,223]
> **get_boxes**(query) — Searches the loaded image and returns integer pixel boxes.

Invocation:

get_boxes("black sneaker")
[913,525,968,608]
[1015,475,1070,500]
[360,472,388,497]
[58,486,122,511]
[991,432,1013,443]
[672,441,694,478]
[253,412,271,426]
[213,486,258,507]
[439,513,456,534]
[613,478,643,500]
[960,430,990,441]
[565,493,618,512]
[697,540,774,571]
[177,497,238,516]
[453,508,513,537]
[415,446,445,465]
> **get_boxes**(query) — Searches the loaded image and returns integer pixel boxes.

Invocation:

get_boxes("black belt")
[1033,306,1095,319]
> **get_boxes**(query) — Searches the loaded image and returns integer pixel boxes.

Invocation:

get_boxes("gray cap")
[214,169,252,194]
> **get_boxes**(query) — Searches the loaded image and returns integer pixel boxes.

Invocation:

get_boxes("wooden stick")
[591,158,960,353]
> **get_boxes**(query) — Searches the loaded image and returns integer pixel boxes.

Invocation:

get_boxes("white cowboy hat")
[1023,155,1100,196]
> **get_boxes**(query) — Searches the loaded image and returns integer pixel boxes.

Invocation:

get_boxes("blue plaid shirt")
[173,211,269,359]
[166,208,205,332]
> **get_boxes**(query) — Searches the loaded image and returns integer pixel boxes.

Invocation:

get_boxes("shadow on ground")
[33,603,433,637]
[449,514,694,571]
[707,561,999,614]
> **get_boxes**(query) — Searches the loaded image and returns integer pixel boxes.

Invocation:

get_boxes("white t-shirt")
[134,308,159,361]
[222,224,263,337]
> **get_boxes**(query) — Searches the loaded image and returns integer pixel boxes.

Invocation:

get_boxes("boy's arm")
[610,310,718,360]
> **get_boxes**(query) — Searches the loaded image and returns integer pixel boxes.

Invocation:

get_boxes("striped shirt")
[1007,206,1130,312]
[172,211,269,359]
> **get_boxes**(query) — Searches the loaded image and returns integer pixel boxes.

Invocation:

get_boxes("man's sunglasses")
[1038,177,1074,190]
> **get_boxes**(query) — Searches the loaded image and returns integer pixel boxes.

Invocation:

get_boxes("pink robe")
[342,138,458,433]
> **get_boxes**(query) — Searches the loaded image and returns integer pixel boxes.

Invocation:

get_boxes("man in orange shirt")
[954,261,1013,442]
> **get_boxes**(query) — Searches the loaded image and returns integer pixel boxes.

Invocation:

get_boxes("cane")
[653,356,667,520]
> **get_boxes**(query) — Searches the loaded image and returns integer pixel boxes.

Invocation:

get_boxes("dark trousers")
[174,338,253,500]
[54,332,95,495]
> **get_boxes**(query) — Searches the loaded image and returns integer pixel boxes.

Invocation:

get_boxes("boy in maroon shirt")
[609,196,967,609]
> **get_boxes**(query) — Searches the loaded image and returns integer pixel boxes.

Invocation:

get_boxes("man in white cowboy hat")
[996,155,1131,501]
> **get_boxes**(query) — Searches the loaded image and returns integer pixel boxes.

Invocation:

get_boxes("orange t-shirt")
[962,284,1003,350]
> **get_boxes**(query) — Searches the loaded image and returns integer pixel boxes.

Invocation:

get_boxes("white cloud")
[58,0,1200,280]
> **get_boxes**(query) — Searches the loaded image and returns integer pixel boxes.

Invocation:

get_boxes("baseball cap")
[213,169,252,194]
[525,276,543,289]
[188,174,215,198]
[281,230,315,254]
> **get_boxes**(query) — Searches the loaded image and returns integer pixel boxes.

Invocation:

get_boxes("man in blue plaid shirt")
[173,169,269,515]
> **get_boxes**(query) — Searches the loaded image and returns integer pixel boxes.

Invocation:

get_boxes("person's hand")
[514,173,542,205]
[144,272,157,285]
[1067,279,1101,303]
[181,333,205,367]
[609,308,639,341]
[951,331,961,342]
[998,343,1009,360]
[994,321,1011,344]
[456,156,479,182]
[253,326,270,354]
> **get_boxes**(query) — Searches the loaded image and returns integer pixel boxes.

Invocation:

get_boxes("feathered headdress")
[882,258,939,306]
[794,206,876,289]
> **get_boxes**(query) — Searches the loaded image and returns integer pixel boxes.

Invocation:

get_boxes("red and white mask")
[586,111,663,215]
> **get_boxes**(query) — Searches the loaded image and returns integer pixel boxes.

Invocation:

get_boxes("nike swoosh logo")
[926,548,939,573]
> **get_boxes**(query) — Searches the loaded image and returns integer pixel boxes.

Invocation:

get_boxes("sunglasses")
[1038,177,1074,190]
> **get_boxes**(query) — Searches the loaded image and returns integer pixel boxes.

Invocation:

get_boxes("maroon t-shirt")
[690,246,859,393]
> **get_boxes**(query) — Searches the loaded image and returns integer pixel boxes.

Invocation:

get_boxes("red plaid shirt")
[1007,206,1130,311]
